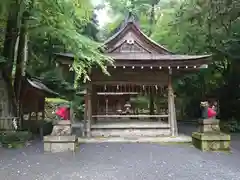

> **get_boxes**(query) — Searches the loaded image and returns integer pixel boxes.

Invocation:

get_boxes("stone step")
[96,118,163,122]
[91,128,171,137]
[91,122,170,129]
[78,135,191,143]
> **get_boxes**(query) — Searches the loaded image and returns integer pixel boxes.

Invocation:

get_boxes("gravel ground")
[1,141,240,180]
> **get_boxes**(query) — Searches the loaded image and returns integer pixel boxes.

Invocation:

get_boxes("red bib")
[208,108,216,118]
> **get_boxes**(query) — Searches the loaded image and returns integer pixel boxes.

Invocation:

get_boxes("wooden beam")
[92,81,168,86]
[91,68,168,84]
[97,92,139,95]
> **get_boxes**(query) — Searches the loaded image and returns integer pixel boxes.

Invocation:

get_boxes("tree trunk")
[2,1,21,116]
[2,2,21,73]
[14,11,29,126]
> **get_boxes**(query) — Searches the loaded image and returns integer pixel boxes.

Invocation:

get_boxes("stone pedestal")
[43,120,77,153]
[198,119,220,132]
[192,119,231,152]
[44,135,77,153]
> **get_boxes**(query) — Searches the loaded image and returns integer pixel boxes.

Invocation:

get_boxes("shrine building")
[55,14,211,138]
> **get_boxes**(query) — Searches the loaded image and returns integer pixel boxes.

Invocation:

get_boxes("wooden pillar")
[85,84,92,137]
[35,99,39,137]
[105,96,108,115]
[149,86,155,118]
[40,99,45,140]
[168,68,178,136]
[83,94,87,137]
[91,85,97,124]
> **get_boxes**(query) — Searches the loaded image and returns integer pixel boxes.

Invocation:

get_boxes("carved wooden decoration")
[112,40,149,53]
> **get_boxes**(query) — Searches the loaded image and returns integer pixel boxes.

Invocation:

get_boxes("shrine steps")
[78,135,191,144]
[91,129,171,137]
[90,121,171,137]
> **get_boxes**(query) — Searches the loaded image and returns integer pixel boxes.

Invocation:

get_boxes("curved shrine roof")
[104,20,171,55]
[102,12,211,67]
[55,13,211,67]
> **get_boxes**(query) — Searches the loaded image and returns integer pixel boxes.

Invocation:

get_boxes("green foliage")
[45,96,84,121]
[103,0,163,37]
[0,131,32,148]
[220,119,240,133]
[104,0,240,120]
[1,0,112,90]
[0,18,6,51]
[39,70,76,99]
[45,98,70,121]
[29,0,112,82]
[71,95,84,120]
[130,96,149,109]
[46,98,69,104]
[153,0,240,119]
[0,55,6,64]
[0,0,114,120]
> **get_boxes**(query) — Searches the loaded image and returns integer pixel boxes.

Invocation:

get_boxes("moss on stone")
[192,132,231,152]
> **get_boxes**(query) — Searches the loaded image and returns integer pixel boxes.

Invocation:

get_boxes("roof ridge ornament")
[126,9,139,25]
[127,11,135,22]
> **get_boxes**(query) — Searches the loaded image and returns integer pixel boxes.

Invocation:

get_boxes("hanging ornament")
[147,86,152,94]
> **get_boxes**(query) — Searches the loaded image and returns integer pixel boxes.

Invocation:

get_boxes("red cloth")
[207,107,216,118]
[56,107,70,120]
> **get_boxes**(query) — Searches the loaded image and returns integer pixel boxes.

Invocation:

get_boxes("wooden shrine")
[55,14,211,138]
[20,76,58,137]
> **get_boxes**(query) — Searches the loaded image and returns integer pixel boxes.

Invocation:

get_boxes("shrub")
[220,119,240,133]
[0,131,32,148]
[42,121,53,136]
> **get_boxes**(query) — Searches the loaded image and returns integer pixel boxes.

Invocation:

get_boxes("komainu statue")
[51,120,72,136]
[200,101,209,119]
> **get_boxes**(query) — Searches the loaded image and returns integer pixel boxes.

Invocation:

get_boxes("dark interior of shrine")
[92,84,169,123]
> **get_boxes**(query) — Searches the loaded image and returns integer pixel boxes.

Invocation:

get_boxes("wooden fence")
[0,117,19,131]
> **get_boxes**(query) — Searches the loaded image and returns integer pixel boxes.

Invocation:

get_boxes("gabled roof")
[23,74,59,97]
[27,77,59,96]
[103,13,172,54]
[55,12,212,67]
